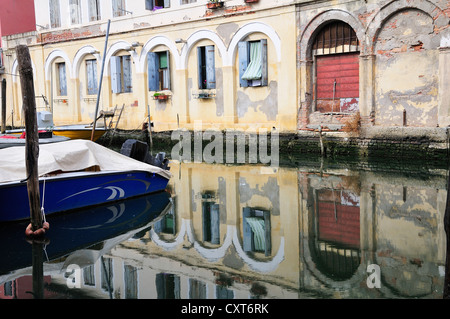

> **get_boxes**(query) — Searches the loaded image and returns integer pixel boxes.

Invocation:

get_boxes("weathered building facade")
[0,0,449,135]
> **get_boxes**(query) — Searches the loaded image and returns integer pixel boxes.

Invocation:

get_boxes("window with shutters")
[238,39,268,87]
[110,55,132,94]
[313,22,360,113]
[88,0,101,21]
[148,51,171,91]
[70,0,81,24]
[112,0,126,17]
[57,62,67,96]
[198,46,215,89]
[49,0,61,28]
[243,207,271,256]
[145,0,170,10]
[202,200,220,245]
[86,59,98,95]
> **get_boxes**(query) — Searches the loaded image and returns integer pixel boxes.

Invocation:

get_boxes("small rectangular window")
[57,62,67,96]
[86,59,98,95]
[49,0,61,28]
[181,0,196,4]
[146,0,170,10]
[88,0,101,21]
[69,0,81,24]
[197,46,215,89]
[112,0,126,17]
[238,39,268,87]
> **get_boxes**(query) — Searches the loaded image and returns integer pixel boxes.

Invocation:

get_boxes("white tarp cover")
[0,139,171,183]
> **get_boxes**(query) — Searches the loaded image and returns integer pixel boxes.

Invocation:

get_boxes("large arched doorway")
[313,21,360,114]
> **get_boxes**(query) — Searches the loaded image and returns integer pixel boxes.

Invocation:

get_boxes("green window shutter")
[162,51,171,90]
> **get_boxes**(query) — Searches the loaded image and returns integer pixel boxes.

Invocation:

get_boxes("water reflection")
[0,159,448,299]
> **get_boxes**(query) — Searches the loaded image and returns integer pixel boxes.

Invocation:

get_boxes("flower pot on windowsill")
[153,93,169,100]
[207,1,224,9]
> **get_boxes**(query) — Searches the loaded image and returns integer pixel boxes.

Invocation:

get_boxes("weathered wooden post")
[16,45,43,232]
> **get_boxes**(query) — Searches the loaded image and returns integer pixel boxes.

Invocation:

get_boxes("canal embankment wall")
[100,126,450,168]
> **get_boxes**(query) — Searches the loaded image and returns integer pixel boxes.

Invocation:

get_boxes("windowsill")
[54,98,68,104]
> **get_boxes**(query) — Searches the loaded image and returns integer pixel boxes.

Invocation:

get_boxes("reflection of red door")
[317,189,360,249]
[316,53,359,113]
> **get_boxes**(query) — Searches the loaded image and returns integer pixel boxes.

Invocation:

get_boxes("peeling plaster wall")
[374,9,440,127]
[298,0,450,132]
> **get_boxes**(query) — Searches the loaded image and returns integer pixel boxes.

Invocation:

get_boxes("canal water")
[0,154,448,300]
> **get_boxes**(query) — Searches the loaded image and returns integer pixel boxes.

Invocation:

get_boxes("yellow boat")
[52,125,107,142]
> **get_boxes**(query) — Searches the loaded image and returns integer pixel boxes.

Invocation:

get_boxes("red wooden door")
[315,53,359,113]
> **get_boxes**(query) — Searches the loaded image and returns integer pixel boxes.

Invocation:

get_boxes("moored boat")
[0,139,171,222]
[51,124,107,141]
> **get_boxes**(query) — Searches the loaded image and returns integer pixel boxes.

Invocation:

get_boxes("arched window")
[313,21,359,55]
[313,21,360,113]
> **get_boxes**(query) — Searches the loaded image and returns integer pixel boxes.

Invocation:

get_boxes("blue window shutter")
[211,204,220,244]
[164,0,170,8]
[147,52,159,91]
[243,207,253,251]
[110,56,121,93]
[123,55,132,93]
[238,41,249,87]
[260,39,268,87]
[58,63,67,96]
[145,0,153,10]
[86,59,98,95]
[205,45,215,89]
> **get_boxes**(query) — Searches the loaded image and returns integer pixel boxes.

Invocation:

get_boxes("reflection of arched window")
[313,21,360,113]
[309,188,361,281]
[202,193,220,245]
[243,207,271,256]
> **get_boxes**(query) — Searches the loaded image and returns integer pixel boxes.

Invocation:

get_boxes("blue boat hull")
[0,170,169,222]
[0,191,172,276]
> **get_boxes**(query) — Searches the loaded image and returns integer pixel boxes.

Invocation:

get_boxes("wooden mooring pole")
[16,45,43,232]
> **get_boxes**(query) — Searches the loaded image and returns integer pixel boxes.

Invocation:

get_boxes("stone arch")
[180,30,227,69]
[138,35,180,73]
[72,45,101,79]
[44,49,72,81]
[11,59,37,83]
[366,0,450,54]
[228,21,282,65]
[104,40,140,76]
[299,9,366,61]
